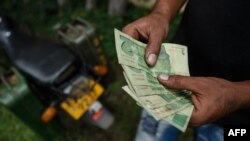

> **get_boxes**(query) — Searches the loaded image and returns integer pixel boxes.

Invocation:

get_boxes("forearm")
[235,81,250,108]
[151,0,187,22]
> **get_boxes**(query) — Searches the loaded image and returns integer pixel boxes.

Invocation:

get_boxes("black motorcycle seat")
[14,37,77,85]
[0,17,78,85]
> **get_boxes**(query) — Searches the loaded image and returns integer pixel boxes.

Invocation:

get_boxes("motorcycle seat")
[0,16,79,86]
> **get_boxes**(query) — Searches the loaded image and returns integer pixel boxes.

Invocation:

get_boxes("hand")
[157,74,242,126]
[123,12,170,66]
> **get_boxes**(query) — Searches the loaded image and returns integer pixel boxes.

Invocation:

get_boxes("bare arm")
[152,0,187,22]
[235,81,250,108]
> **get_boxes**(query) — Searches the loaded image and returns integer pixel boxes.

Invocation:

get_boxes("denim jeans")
[135,110,224,141]
[194,124,224,141]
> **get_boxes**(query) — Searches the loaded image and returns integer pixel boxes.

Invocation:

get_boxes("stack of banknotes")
[114,29,194,132]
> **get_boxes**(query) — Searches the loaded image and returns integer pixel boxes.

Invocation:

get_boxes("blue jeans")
[135,110,224,141]
[194,124,224,141]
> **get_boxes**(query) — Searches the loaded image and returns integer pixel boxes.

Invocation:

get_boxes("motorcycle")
[0,15,114,136]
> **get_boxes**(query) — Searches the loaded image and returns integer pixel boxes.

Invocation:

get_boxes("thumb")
[157,74,197,91]
[145,30,166,66]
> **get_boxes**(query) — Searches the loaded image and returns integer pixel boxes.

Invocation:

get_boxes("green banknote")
[116,28,193,132]
[164,105,193,132]
[122,65,161,86]
[115,29,190,77]
[123,71,136,94]
[138,94,181,109]
[122,86,193,132]
[123,65,191,107]
[122,86,192,119]
[123,71,180,108]
[131,85,172,96]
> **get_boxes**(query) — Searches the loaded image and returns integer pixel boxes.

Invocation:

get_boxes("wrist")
[234,81,250,109]
[151,1,172,22]
[150,0,187,22]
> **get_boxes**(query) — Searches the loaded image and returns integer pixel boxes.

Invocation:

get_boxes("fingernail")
[158,74,169,81]
[147,54,157,65]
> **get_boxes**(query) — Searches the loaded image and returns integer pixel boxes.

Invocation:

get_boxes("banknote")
[122,86,192,118]
[123,64,192,103]
[115,29,190,77]
[123,71,174,109]
[164,105,193,132]
[130,85,191,98]
[122,86,193,132]
[132,85,172,96]
[162,43,190,76]
[123,70,180,98]
[116,28,193,132]
[123,71,190,109]
[123,65,181,95]
[138,94,181,109]
[123,71,136,94]
[122,65,161,86]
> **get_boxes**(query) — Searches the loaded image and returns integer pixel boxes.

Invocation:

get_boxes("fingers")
[145,30,166,66]
[122,24,140,40]
[123,17,168,67]
[157,74,203,127]
[157,75,198,91]
[189,95,203,127]
[123,25,164,66]
[189,110,202,127]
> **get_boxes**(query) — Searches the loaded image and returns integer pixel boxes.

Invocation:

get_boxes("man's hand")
[123,13,169,66]
[122,0,186,66]
[157,74,244,126]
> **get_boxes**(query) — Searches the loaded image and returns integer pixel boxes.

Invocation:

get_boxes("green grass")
[0,1,193,141]
[0,106,42,141]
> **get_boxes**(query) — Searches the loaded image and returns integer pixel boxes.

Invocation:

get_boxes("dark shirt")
[172,0,250,125]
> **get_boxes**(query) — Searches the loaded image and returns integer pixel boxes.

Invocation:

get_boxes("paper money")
[122,86,193,132]
[123,67,170,96]
[138,94,179,109]
[115,29,193,132]
[123,70,193,131]
[115,28,190,77]
[122,65,161,86]
[123,65,191,107]
[162,43,190,76]
[164,105,193,132]
[122,86,188,119]
[123,71,137,94]
[123,70,190,109]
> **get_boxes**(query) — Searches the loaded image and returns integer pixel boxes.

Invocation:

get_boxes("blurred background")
[0,0,192,141]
